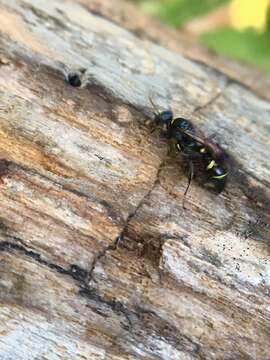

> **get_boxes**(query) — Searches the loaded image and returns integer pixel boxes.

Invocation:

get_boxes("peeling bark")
[0,0,270,359]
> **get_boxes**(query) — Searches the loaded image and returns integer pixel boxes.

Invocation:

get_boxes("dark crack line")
[189,56,270,103]
[0,240,201,353]
[116,157,165,240]
[0,238,133,329]
[0,240,88,283]
[86,159,166,284]
[86,235,121,284]
[0,156,163,330]
[192,79,231,115]
[79,286,134,331]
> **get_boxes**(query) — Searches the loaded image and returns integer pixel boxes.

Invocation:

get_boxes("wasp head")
[153,110,173,127]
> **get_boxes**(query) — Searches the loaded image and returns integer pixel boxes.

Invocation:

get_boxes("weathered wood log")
[77,0,270,102]
[0,0,270,359]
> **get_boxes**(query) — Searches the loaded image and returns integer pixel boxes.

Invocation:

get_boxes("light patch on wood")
[0,7,55,58]
[0,307,106,360]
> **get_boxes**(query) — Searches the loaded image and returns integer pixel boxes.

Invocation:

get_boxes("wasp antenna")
[182,161,194,209]
[148,93,160,115]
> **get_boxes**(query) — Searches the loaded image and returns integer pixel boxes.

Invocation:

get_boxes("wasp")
[149,98,229,207]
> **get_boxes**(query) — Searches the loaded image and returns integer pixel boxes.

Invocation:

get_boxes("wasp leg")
[167,138,179,157]
[150,125,170,139]
[182,160,194,209]
[148,93,160,115]
[150,125,158,134]
[150,125,165,135]
[167,142,175,157]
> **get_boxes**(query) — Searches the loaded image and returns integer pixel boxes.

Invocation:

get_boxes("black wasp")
[149,98,229,207]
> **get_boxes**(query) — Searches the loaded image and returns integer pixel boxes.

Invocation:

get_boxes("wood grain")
[0,0,269,359]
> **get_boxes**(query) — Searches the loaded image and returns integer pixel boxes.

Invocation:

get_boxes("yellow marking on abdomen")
[212,172,228,179]
[207,160,216,170]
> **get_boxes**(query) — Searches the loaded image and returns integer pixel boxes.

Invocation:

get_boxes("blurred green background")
[131,0,270,75]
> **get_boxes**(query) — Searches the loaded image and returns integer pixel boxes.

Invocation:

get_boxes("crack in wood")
[0,238,203,355]
[0,238,133,328]
[0,0,269,358]
[86,235,121,284]
[192,79,231,115]
[85,158,166,283]
[0,240,88,283]
[190,57,270,103]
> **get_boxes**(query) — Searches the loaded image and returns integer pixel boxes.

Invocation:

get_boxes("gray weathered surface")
[77,0,270,102]
[0,0,270,359]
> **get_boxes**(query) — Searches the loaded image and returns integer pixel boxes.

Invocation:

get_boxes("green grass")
[200,28,270,74]
[135,0,228,27]
[131,0,270,74]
